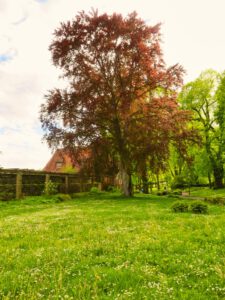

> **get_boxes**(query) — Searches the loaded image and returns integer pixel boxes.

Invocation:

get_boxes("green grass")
[0,192,225,299]
[189,187,225,198]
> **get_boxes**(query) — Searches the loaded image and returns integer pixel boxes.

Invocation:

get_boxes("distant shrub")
[103,185,119,192]
[169,189,182,196]
[90,187,100,194]
[167,194,180,198]
[43,180,58,196]
[105,185,114,192]
[171,176,187,189]
[204,197,225,206]
[190,201,208,214]
[56,194,71,202]
[171,201,189,213]
[102,183,115,191]
[157,190,168,196]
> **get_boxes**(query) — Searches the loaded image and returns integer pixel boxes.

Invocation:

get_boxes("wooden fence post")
[16,172,23,199]
[98,182,102,191]
[65,175,69,194]
[80,178,83,192]
[45,174,50,195]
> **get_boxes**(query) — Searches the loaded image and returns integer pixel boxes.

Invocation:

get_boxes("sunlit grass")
[190,186,225,198]
[0,192,224,299]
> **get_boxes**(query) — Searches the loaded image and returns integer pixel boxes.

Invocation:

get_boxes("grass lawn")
[189,187,225,198]
[0,192,224,299]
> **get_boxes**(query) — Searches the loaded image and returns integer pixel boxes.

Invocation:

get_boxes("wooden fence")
[0,169,99,200]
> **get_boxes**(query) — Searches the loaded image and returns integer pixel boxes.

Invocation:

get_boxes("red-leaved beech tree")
[40,10,192,196]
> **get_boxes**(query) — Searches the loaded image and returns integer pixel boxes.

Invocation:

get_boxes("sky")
[1,0,225,170]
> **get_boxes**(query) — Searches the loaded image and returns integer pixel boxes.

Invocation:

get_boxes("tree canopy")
[179,70,225,188]
[40,10,192,196]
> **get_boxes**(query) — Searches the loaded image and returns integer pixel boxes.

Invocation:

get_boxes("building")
[43,149,79,173]
[44,148,119,189]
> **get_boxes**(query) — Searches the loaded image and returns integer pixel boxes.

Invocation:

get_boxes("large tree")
[40,10,189,196]
[179,70,225,188]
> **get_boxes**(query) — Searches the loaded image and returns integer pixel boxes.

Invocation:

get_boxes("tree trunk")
[149,182,153,193]
[156,172,160,190]
[141,172,149,194]
[213,165,224,189]
[208,172,212,189]
[120,165,133,197]
[205,134,224,189]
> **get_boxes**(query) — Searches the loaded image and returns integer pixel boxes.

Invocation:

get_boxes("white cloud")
[1,0,225,169]
[0,125,50,169]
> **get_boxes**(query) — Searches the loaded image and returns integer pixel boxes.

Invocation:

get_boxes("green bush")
[101,183,111,191]
[190,201,208,214]
[171,176,187,189]
[167,194,180,198]
[90,187,100,194]
[43,180,58,196]
[56,194,71,202]
[105,185,114,192]
[171,190,182,195]
[167,189,182,197]
[171,201,189,213]
[157,190,168,196]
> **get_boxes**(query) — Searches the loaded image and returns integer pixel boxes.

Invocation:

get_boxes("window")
[56,161,63,169]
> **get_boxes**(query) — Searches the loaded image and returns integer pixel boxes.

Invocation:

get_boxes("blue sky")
[1,0,225,169]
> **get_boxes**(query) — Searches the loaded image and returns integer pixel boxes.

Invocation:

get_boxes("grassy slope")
[0,193,224,299]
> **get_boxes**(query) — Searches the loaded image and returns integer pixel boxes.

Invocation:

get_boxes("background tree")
[40,10,190,196]
[179,70,225,188]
